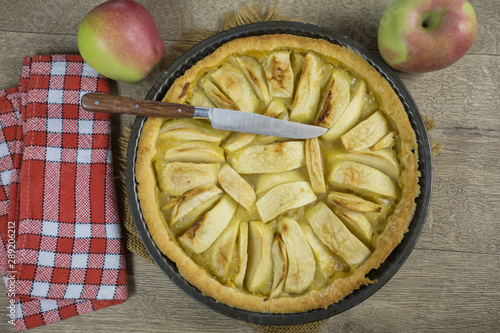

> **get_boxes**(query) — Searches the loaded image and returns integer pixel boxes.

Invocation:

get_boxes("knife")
[81,93,327,139]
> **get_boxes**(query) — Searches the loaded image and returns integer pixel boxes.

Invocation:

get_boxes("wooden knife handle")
[81,93,196,118]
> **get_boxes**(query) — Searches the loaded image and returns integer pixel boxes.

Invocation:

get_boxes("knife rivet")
[94,101,99,105]
[135,104,140,109]
[177,108,182,113]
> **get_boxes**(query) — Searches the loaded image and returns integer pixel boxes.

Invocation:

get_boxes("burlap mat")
[112,2,443,332]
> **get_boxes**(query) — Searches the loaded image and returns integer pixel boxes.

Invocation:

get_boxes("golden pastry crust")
[136,34,420,313]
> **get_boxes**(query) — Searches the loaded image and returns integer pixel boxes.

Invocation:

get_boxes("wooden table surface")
[0,0,499,332]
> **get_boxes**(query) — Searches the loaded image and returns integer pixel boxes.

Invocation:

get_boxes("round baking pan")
[126,21,433,325]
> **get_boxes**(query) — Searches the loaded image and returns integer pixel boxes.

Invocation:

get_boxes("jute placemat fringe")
[423,114,444,156]
[112,3,442,332]
[112,126,155,264]
[221,1,289,31]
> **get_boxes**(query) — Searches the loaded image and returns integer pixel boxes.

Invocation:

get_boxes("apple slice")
[328,191,382,213]
[256,181,317,223]
[305,137,326,194]
[189,88,216,108]
[270,234,287,298]
[169,193,222,236]
[228,141,305,174]
[278,218,316,294]
[262,99,289,120]
[221,132,256,153]
[305,202,371,267]
[163,141,225,163]
[158,119,228,143]
[204,217,240,279]
[170,183,223,224]
[233,221,249,288]
[202,78,240,110]
[371,130,398,150]
[255,169,308,196]
[232,55,271,104]
[158,162,219,196]
[290,52,322,123]
[322,80,366,140]
[246,221,274,295]
[334,207,373,246]
[211,62,260,113]
[178,195,238,253]
[315,69,351,128]
[301,223,349,282]
[340,111,392,152]
[218,164,257,211]
[330,149,400,180]
[265,50,294,98]
[328,161,399,198]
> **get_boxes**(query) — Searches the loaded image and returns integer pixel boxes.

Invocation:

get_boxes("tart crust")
[136,34,420,313]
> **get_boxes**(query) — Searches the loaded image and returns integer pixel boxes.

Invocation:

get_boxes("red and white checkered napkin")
[0,55,127,331]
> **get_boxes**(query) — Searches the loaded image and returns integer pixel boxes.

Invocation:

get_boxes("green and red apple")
[78,0,165,84]
[378,0,477,73]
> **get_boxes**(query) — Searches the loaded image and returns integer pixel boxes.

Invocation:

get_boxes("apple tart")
[136,34,420,313]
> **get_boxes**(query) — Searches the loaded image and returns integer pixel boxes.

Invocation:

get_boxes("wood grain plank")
[0,0,498,332]
[0,0,497,55]
[398,55,500,131]
[1,248,497,332]
[415,127,500,255]
[0,253,256,333]
[319,248,500,333]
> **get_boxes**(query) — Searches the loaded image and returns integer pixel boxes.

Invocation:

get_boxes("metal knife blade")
[81,93,328,139]
[195,107,327,139]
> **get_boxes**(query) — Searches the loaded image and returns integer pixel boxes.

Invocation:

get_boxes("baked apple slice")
[334,207,373,246]
[290,52,322,123]
[306,202,371,267]
[328,191,382,213]
[233,221,249,288]
[204,217,240,279]
[211,62,260,113]
[229,141,305,174]
[255,169,308,195]
[322,80,366,140]
[265,50,294,98]
[163,141,225,163]
[278,218,316,294]
[340,111,392,152]
[246,221,274,295]
[178,195,238,253]
[328,161,398,198]
[232,55,271,104]
[301,223,349,282]
[221,132,256,153]
[158,162,219,196]
[330,149,400,180]
[169,193,222,236]
[159,119,227,143]
[270,234,287,298]
[371,130,398,150]
[170,183,223,224]
[189,88,216,108]
[217,164,256,211]
[315,69,351,128]
[202,78,239,110]
[305,137,326,193]
[256,181,316,222]
[262,99,289,120]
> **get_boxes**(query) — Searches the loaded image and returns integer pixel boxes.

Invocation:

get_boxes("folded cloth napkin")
[0,54,127,331]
